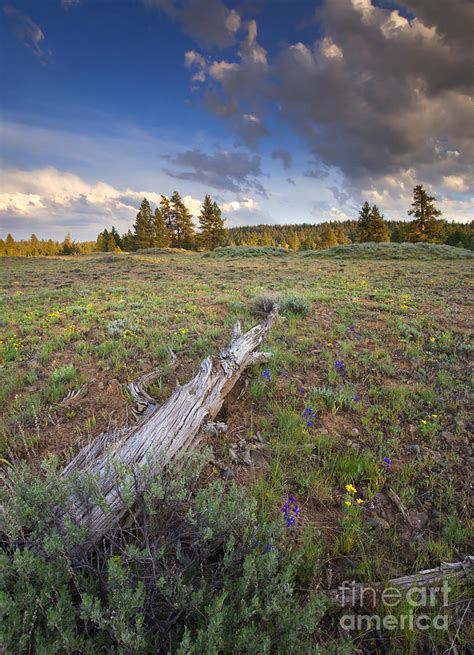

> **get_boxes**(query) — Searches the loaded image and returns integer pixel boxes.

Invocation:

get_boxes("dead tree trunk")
[62,307,278,546]
[327,556,474,608]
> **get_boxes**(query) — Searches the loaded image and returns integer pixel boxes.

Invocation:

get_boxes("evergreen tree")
[5,234,16,256]
[30,234,40,256]
[153,208,171,247]
[60,233,79,255]
[198,195,226,250]
[96,232,106,252]
[320,224,338,249]
[110,226,122,250]
[121,230,137,252]
[287,232,301,251]
[356,201,372,242]
[367,205,390,242]
[165,191,195,249]
[407,184,444,242]
[133,198,154,249]
[102,228,110,251]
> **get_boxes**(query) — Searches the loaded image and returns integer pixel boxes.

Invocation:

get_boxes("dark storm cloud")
[163,148,267,196]
[271,148,292,170]
[181,0,473,196]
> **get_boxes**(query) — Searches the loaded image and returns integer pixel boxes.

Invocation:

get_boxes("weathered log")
[62,306,278,546]
[327,556,474,608]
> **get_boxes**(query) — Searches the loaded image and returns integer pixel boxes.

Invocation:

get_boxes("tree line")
[1,184,473,256]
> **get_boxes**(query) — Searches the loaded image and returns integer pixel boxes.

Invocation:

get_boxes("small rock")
[407,444,421,455]
[318,428,329,436]
[409,510,429,529]
[350,428,360,437]
[221,468,235,481]
[98,381,105,390]
[366,517,390,530]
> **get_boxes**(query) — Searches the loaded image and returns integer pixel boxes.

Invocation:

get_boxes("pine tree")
[367,205,390,242]
[320,224,338,249]
[61,233,79,255]
[110,226,122,250]
[96,231,106,252]
[5,234,16,256]
[121,230,137,252]
[30,234,40,256]
[356,201,372,242]
[407,184,444,242]
[165,191,195,249]
[287,232,301,251]
[198,195,226,250]
[133,198,154,249]
[152,208,171,247]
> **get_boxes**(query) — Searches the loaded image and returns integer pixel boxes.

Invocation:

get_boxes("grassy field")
[0,245,472,652]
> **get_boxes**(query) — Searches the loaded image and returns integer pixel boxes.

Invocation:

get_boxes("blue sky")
[1,0,473,240]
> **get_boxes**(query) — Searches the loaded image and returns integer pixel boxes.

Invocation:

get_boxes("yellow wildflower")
[430,337,436,343]
[421,419,427,425]
[345,484,357,494]
[344,500,352,507]
[356,498,364,505]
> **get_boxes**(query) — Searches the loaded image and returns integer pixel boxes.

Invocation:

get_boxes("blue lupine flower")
[334,359,345,371]
[282,496,300,528]
[307,420,313,427]
[262,368,271,382]
[383,457,392,472]
[302,407,315,418]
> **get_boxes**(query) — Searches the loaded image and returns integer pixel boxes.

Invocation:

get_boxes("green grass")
[0,249,472,652]
[302,241,474,259]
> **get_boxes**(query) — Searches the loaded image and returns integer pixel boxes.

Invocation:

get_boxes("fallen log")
[62,306,278,546]
[327,556,474,609]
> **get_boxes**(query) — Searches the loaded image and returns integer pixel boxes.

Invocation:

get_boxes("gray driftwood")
[327,556,473,608]
[62,306,278,546]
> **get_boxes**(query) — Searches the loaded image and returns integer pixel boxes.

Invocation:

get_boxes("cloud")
[145,0,241,49]
[271,148,292,170]
[181,0,473,216]
[163,148,267,195]
[0,167,271,238]
[3,4,51,62]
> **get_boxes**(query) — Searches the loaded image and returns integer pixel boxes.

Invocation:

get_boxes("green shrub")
[0,454,344,654]
[252,292,311,318]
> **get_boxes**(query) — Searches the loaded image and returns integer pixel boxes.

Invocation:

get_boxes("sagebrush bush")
[252,292,311,318]
[0,453,346,654]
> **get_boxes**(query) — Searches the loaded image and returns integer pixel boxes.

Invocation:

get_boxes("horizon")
[1,0,473,240]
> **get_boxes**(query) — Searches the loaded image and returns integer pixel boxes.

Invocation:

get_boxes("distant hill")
[302,242,474,260]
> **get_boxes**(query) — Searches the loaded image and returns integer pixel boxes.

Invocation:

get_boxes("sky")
[0,0,473,240]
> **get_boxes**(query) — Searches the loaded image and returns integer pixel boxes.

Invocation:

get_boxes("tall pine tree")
[198,195,226,250]
[407,184,445,243]
[163,191,195,249]
[153,208,171,247]
[133,198,154,249]
[356,201,372,242]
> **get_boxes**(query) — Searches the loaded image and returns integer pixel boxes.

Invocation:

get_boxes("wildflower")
[430,337,436,343]
[262,368,271,382]
[282,496,300,528]
[432,414,438,419]
[356,498,364,505]
[344,500,352,507]
[334,359,345,371]
[345,484,357,494]
[421,419,427,425]
[400,304,408,310]
[180,327,188,336]
[352,394,360,402]
[306,420,313,428]
[383,457,392,472]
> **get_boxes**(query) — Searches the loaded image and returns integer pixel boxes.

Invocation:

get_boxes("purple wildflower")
[334,359,345,372]
[282,496,300,528]
[383,457,392,472]
[262,368,271,382]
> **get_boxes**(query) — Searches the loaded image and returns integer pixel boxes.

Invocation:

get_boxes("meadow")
[0,244,472,653]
